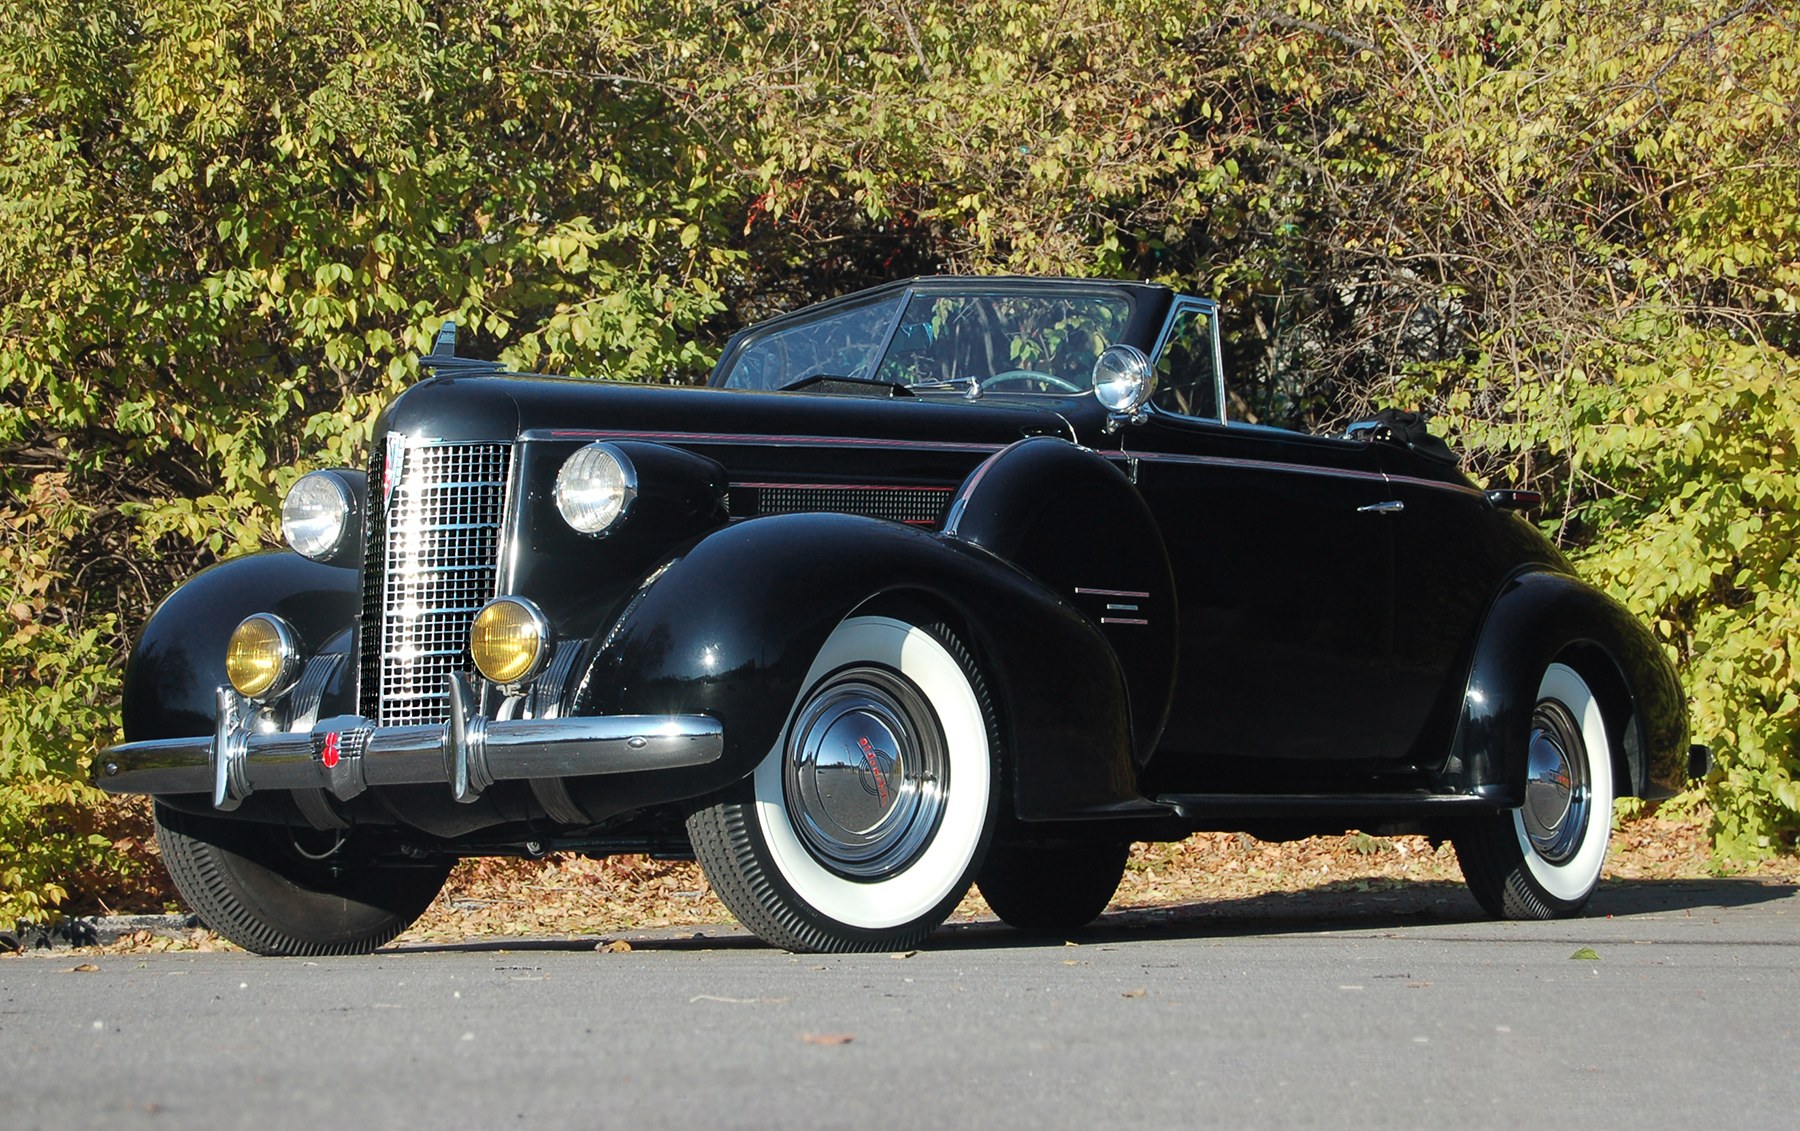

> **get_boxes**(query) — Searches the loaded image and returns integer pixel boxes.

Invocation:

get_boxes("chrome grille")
[359,440,512,727]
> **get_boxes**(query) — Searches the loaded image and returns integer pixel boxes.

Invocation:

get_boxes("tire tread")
[156,805,447,957]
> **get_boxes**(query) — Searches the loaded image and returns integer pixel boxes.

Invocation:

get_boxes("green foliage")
[2,0,1797,914]
[1,0,744,916]
[1416,324,1800,858]
[0,475,136,919]
[1385,1,1800,858]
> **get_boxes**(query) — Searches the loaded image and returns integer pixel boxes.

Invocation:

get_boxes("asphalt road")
[5,878,1796,1130]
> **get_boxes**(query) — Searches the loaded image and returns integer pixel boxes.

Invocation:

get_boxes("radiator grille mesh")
[735,485,952,527]
[359,441,511,726]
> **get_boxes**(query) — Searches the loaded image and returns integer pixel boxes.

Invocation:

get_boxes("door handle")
[1357,500,1405,515]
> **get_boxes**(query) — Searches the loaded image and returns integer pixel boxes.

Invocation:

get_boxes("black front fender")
[946,436,1177,763]
[570,513,1140,821]
[121,552,359,742]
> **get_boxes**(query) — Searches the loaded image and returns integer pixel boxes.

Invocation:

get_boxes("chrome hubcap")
[1522,700,1590,864]
[784,666,948,878]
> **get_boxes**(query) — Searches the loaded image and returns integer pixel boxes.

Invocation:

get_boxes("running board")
[1155,792,1511,821]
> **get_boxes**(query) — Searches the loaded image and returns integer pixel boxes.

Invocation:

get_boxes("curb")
[3,914,201,952]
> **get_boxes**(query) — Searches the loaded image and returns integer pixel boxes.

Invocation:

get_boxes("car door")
[1126,420,1403,783]
[1376,454,1564,767]
[1120,300,1407,790]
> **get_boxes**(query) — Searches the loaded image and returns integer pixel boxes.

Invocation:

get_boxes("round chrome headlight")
[554,443,637,536]
[1092,344,1156,415]
[469,597,551,686]
[225,613,304,701]
[282,471,357,562]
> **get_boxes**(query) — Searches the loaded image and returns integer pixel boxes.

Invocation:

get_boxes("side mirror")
[1092,344,1156,428]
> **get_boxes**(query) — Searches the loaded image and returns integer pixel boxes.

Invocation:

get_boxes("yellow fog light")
[469,597,551,686]
[225,614,303,701]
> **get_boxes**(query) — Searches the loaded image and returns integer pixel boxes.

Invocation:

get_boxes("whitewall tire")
[1455,662,1615,918]
[688,615,998,952]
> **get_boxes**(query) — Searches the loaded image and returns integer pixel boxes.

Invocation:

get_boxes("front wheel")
[1454,663,1615,919]
[688,615,999,952]
[155,803,451,956]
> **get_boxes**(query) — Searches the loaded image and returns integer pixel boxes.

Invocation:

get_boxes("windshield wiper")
[908,377,982,400]
[776,373,915,396]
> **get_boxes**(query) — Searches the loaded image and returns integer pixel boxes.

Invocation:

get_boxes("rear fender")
[569,513,1139,821]
[1450,570,1688,802]
[121,553,359,742]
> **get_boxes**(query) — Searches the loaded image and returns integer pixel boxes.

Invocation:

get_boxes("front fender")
[121,552,359,742]
[946,436,1177,763]
[1449,570,1689,802]
[570,513,1140,821]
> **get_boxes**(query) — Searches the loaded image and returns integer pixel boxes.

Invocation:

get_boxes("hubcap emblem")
[856,736,895,805]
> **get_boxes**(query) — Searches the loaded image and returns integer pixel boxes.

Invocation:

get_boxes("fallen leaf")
[801,1032,854,1046]
[1121,987,1147,998]
[890,950,917,960]
[597,939,632,953]
[1570,947,1600,961]
[65,963,100,974]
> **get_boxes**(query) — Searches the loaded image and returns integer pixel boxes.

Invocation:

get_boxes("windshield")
[718,289,1134,394]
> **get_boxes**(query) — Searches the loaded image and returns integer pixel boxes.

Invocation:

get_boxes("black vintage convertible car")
[95,276,1705,954]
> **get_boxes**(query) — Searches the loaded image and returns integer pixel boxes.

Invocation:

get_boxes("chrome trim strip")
[286,652,346,732]
[1075,587,1151,598]
[1385,471,1488,499]
[1115,450,1487,499]
[521,428,1011,454]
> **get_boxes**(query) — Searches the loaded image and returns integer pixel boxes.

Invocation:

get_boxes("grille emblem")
[382,432,407,513]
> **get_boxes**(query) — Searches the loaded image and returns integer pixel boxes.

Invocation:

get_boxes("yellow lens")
[226,616,289,699]
[470,599,544,685]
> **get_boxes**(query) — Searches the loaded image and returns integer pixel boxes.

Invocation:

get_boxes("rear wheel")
[155,803,451,956]
[688,615,999,953]
[979,838,1128,932]
[1454,663,1615,919]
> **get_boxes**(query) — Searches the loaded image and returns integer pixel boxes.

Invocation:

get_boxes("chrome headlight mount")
[1093,344,1157,430]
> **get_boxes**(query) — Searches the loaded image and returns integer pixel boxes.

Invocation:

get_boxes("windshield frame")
[1143,294,1227,425]
[708,277,1173,396]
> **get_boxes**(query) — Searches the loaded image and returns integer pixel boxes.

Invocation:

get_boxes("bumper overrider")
[94,674,724,810]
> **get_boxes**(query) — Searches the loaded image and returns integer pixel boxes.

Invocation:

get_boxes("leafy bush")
[0,476,140,919]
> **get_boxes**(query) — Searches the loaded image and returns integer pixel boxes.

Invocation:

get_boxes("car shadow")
[930,876,1800,950]
[389,876,1797,956]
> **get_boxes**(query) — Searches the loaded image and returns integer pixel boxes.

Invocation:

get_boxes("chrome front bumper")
[94,675,724,810]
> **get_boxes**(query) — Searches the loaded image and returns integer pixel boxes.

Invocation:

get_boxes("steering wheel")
[979,369,1085,394]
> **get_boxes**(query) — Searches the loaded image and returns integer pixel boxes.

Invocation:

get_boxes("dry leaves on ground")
[68,809,1800,954]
